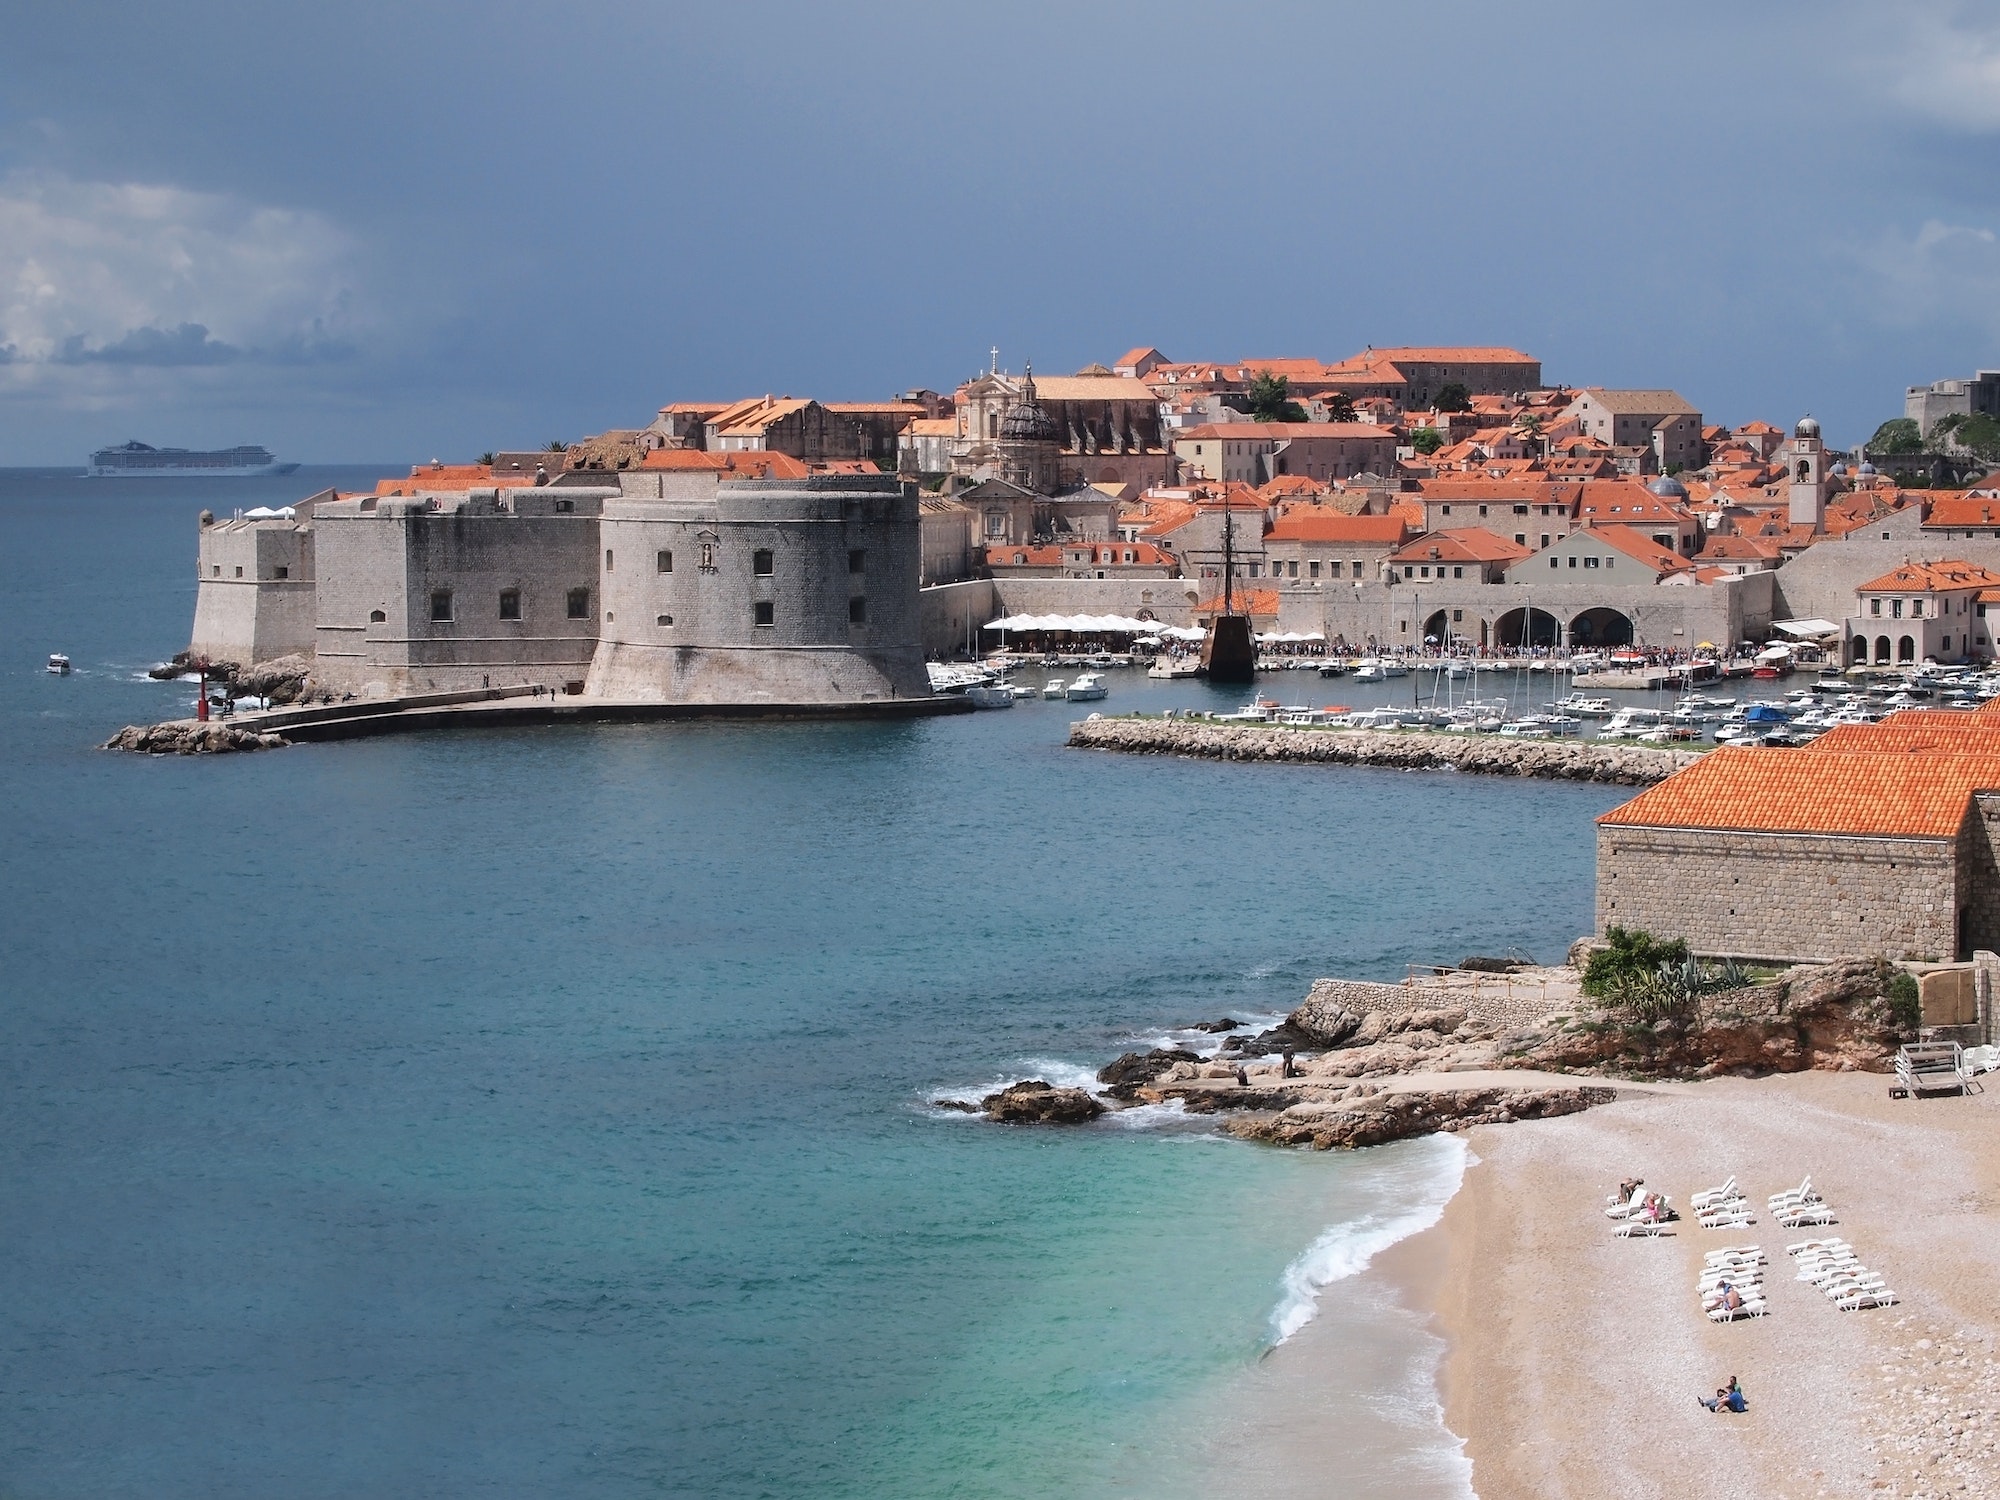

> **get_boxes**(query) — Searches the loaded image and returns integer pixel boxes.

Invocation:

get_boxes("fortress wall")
[190,520,316,665]
[311,498,601,695]
[588,475,930,702]
[1595,823,1961,963]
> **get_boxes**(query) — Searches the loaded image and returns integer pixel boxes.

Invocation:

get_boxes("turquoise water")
[0,471,1628,1498]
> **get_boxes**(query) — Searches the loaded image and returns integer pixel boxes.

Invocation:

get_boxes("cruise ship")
[87,440,299,477]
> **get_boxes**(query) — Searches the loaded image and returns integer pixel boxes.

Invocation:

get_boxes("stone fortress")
[191,464,930,706]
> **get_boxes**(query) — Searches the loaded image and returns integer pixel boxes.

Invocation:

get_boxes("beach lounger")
[1835,1287,1897,1310]
[1767,1177,1818,1210]
[1778,1204,1837,1228]
[1690,1176,1740,1209]
[1697,1206,1755,1229]
[1604,1186,1649,1220]
[1785,1237,1848,1256]
[1706,1298,1769,1321]
[1612,1216,1665,1237]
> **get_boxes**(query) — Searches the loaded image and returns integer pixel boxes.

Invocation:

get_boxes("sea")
[0,467,1637,1499]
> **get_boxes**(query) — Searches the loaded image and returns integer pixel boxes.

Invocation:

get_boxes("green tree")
[1410,426,1444,455]
[1245,370,1307,423]
[1867,418,1923,455]
[546,439,569,453]
[1435,382,1471,413]
[478,451,496,466]
[1326,392,1358,423]
[1956,413,2000,462]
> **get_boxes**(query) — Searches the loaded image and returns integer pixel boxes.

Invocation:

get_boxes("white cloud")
[0,173,362,386]
[1862,2,2000,131]
[1844,218,2000,338]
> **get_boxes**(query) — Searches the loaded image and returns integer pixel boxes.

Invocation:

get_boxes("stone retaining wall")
[1301,976,1567,1030]
[1068,716,1697,784]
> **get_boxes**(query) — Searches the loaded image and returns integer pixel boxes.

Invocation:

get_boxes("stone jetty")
[1066,715,1699,784]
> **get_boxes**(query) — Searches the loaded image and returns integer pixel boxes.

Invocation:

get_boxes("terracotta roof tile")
[1856,560,2000,593]
[1599,746,1998,838]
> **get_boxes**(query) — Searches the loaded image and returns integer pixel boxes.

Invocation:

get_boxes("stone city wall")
[1299,976,1558,1031]
[1274,570,1768,652]
[1596,824,1962,963]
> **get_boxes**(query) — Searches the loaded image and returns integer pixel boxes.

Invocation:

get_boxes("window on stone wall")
[848,549,865,574]
[657,614,673,626]
[567,588,590,619]
[499,590,521,620]
[274,565,289,580]
[430,590,454,622]
[754,600,775,626]
[605,549,615,571]
[234,566,243,578]
[212,565,221,576]
[850,597,867,624]
[658,549,672,573]
[369,609,386,623]
[753,549,774,576]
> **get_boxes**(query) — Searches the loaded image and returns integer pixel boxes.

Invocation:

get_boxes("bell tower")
[1788,414,1826,531]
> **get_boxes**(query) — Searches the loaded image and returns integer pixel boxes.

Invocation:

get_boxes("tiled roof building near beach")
[1596,713,2000,963]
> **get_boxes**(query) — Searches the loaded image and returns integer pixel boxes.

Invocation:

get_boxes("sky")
[3,0,2000,463]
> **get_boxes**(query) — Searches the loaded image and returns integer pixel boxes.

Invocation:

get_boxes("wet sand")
[1413,1072,2000,1499]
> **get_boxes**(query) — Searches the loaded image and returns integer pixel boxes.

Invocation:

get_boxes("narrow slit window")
[657,549,673,573]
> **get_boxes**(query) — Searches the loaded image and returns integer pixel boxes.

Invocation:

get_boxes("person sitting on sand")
[1699,1377,1747,1413]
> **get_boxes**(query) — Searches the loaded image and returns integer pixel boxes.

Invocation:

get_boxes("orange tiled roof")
[1266,513,1410,544]
[638,449,811,478]
[1389,527,1532,565]
[1856,560,2000,593]
[1924,497,2000,529]
[373,463,501,495]
[1586,525,1696,575]
[1191,588,1281,618]
[1598,745,2000,838]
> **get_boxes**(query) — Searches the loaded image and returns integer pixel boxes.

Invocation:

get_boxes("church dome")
[1646,474,1688,499]
[1858,460,1877,476]
[999,367,1058,443]
[1794,414,1820,439]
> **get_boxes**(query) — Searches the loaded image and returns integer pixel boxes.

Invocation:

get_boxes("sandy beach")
[1421,1071,2000,1499]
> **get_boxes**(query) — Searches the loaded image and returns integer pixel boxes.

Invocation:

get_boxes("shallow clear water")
[0,470,1627,1498]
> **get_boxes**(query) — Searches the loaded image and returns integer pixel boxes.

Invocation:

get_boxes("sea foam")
[1267,1133,1468,1346]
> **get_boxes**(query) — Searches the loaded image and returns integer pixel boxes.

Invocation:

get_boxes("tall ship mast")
[87,441,299,477]
[1200,502,1257,683]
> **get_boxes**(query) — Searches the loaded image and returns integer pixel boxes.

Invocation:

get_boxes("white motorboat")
[1351,658,1385,682]
[965,683,1016,709]
[1065,673,1108,702]
[1380,660,1410,678]
[1006,683,1037,700]
[47,653,71,675]
[1042,679,1068,699]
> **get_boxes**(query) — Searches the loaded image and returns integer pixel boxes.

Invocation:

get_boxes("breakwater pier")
[1067,714,1698,783]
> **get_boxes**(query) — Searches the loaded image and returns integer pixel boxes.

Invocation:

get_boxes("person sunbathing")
[1617,1177,1642,1202]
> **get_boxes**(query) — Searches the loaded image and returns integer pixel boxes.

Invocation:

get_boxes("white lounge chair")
[1690,1175,1740,1209]
[1613,1216,1665,1237]
[1778,1204,1837,1228]
[1768,1177,1819,1210]
[1604,1185,1649,1220]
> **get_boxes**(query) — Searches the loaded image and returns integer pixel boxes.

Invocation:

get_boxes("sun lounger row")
[1788,1237,1897,1310]
[1689,1176,1755,1229]
[1701,1246,1768,1322]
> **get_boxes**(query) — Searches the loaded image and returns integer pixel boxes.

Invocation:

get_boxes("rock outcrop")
[980,1080,1106,1124]
[1288,980,1367,1047]
[1507,958,1904,1077]
[234,653,314,705]
[1226,1084,1617,1150]
[1097,1048,1203,1100]
[1068,717,1698,784]
[102,723,288,755]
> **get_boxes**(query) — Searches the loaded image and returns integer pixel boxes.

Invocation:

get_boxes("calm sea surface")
[0,469,1630,1498]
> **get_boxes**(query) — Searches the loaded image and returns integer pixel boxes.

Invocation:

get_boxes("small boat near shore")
[1064,673,1108,702]
[965,683,1016,709]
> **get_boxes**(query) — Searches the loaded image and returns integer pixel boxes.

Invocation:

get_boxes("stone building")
[1842,559,2000,666]
[1567,390,1704,473]
[951,366,1167,490]
[1595,709,2000,963]
[1171,423,1400,485]
[188,465,930,706]
[1905,371,2000,434]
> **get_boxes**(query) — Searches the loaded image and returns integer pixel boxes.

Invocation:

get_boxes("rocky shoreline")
[102,722,290,755]
[1067,715,1699,784]
[946,954,1907,1149]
